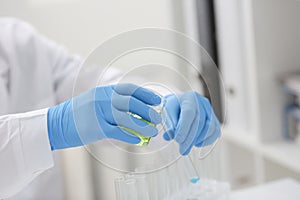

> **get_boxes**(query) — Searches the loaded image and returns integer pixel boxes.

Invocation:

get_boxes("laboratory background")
[1,0,300,199]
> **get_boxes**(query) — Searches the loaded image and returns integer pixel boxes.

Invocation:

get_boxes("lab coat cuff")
[18,108,54,174]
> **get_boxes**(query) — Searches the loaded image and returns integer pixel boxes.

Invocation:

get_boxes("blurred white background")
[0,0,176,56]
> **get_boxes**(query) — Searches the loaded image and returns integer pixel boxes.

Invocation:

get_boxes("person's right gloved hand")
[163,91,221,156]
[47,83,162,150]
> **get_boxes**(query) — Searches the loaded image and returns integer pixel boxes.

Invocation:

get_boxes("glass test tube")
[120,97,166,146]
[166,163,180,198]
[124,179,138,200]
[133,174,150,200]
[116,174,149,200]
[114,177,126,200]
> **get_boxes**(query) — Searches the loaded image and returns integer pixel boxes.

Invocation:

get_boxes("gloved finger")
[114,83,161,106]
[195,114,215,145]
[107,125,141,144]
[193,97,214,144]
[174,110,195,144]
[105,107,158,137]
[164,94,180,127]
[195,115,220,146]
[111,94,162,124]
[207,112,221,137]
[179,115,199,155]
[180,144,193,156]
[162,107,177,141]
[163,128,175,141]
[174,93,199,143]
[200,96,215,118]
[191,98,208,140]
[195,125,221,147]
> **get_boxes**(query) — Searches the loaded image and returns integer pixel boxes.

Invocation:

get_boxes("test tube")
[133,174,150,200]
[147,172,160,200]
[134,167,156,199]
[166,164,179,198]
[120,96,166,146]
[114,177,126,200]
[124,179,138,200]
[156,168,171,199]
[177,156,199,187]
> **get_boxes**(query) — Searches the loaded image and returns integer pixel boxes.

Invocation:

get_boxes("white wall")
[0,0,174,56]
[252,0,300,142]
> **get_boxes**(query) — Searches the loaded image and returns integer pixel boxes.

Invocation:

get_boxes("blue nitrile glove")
[163,91,221,155]
[47,83,162,150]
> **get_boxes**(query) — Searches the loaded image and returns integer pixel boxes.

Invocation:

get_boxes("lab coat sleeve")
[0,109,53,199]
[0,58,8,115]
[0,19,57,198]
[49,45,123,102]
[0,19,122,198]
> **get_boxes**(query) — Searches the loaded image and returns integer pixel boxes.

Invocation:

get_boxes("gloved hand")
[47,84,162,150]
[163,91,221,155]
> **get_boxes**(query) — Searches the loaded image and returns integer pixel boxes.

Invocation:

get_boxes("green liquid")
[120,112,155,146]
[119,126,151,146]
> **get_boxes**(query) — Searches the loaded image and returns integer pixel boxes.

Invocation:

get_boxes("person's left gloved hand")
[163,91,221,155]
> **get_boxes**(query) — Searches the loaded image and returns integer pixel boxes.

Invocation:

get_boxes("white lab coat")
[0,18,120,199]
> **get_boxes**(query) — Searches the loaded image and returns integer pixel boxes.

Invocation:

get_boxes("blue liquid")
[190,177,200,184]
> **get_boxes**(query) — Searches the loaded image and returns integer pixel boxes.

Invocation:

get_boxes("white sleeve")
[0,109,53,199]
[0,54,8,115]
